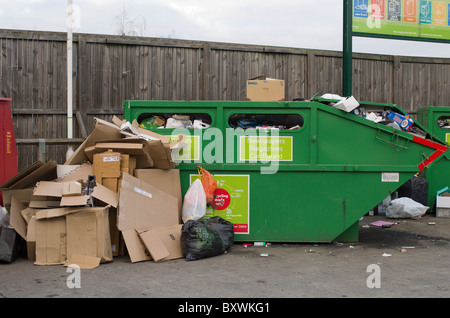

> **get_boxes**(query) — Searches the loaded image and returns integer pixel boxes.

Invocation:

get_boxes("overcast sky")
[0,0,449,58]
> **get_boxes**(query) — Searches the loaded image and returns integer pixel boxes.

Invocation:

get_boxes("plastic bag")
[0,207,10,228]
[181,216,234,261]
[386,197,429,219]
[182,179,207,223]
[198,166,217,205]
[0,227,19,263]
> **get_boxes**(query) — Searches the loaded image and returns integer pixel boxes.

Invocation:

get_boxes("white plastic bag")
[182,179,207,223]
[386,197,429,219]
[0,206,10,228]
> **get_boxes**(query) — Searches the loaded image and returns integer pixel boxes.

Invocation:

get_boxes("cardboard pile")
[0,117,186,268]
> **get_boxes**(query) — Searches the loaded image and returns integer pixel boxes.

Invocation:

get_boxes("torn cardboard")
[34,206,112,265]
[66,206,112,263]
[34,208,72,265]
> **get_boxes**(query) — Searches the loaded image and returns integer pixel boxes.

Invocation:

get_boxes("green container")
[416,106,450,210]
[123,99,448,243]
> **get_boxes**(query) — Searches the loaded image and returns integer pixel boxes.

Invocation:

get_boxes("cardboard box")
[387,111,414,131]
[93,150,122,192]
[246,78,285,101]
[34,206,112,265]
[34,208,72,265]
[86,138,152,169]
[134,169,182,223]
[436,195,450,218]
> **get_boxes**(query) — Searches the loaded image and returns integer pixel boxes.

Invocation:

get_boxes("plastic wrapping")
[386,197,429,219]
[182,179,207,223]
[198,166,217,206]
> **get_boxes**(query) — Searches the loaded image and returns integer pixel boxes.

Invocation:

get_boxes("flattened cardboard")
[135,227,170,261]
[121,229,151,263]
[57,165,80,179]
[117,173,178,231]
[134,169,182,222]
[58,163,94,184]
[136,224,183,262]
[91,183,119,208]
[62,181,83,196]
[65,254,101,269]
[0,161,57,200]
[33,181,64,197]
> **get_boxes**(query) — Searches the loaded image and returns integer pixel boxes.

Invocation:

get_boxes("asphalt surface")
[1,214,449,305]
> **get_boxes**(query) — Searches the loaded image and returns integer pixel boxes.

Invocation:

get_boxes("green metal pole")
[343,0,353,97]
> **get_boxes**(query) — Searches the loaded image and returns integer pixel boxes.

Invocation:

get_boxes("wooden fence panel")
[0,29,449,171]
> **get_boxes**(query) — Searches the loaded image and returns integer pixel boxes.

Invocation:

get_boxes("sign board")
[190,174,250,234]
[352,0,450,43]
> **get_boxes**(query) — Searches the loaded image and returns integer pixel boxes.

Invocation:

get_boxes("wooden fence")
[1,29,450,171]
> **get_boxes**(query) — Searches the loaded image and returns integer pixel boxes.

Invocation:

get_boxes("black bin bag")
[0,227,20,263]
[181,216,234,261]
[398,176,428,207]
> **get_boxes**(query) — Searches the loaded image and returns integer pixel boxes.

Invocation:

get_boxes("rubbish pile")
[437,116,450,129]
[139,114,211,130]
[320,94,426,137]
[0,116,232,268]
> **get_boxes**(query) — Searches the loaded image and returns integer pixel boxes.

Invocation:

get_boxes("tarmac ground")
[1,214,449,308]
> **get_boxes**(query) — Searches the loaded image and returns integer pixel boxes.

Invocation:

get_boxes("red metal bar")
[413,136,449,171]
